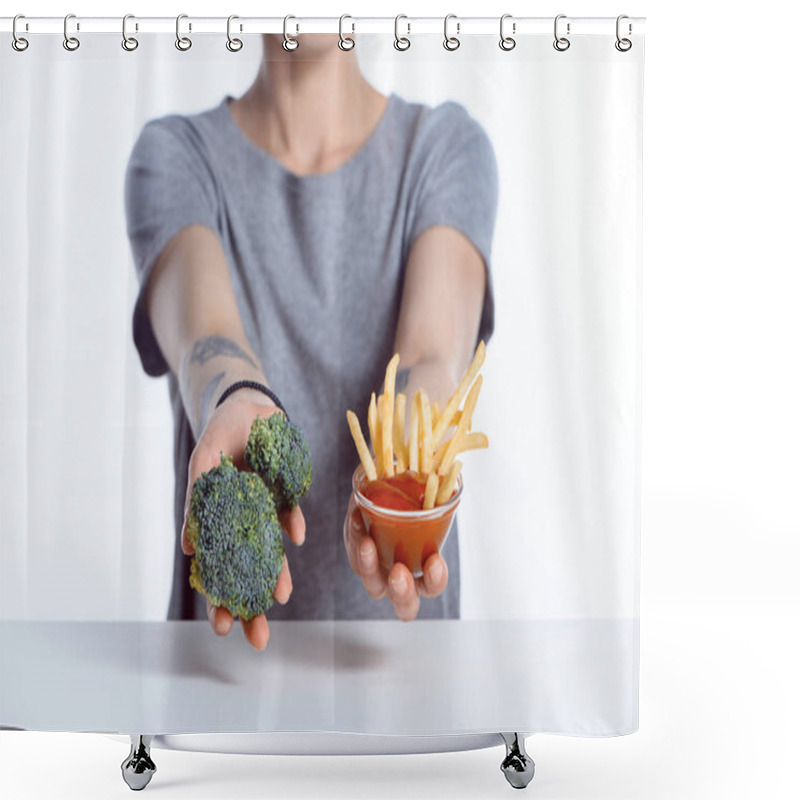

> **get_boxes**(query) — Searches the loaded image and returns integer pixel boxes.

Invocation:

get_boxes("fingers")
[357,535,387,600]
[206,598,233,636]
[278,505,306,546]
[417,553,448,599]
[344,496,387,599]
[241,615,270,651]
[273,554,293,605]
[206,599,271,651]
[387,563,420,622]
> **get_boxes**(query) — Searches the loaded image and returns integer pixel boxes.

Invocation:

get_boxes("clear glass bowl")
[352,463,463,577]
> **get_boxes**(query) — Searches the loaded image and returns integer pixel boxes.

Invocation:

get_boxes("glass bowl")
[352,463,463,577]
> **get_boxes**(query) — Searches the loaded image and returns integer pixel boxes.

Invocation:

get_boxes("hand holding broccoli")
[181,391,310,650]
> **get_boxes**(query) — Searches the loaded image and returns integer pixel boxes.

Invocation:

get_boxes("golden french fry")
[434,432,488,474]
[418,388,433,474]
[346,410,378,482]
[431,437,449,474]
[368,392,379,450]
[431,401,441,428]
[432,340,485,447]
[381,354,400,477]
[460,431,488,452]
[393,393,407,473]
[423,471,439,510]
[408,391,419,472]
[374,394,385,477]
[440,375,483,475]
[436,460,462,505]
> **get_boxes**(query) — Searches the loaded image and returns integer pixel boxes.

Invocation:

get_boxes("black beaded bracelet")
[215,380,289,421]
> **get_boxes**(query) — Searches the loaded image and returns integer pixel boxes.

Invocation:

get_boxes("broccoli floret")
[245,414,313,511]
[186,453,284,621]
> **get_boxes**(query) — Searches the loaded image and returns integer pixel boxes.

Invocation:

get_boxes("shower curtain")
[1,17,644,741]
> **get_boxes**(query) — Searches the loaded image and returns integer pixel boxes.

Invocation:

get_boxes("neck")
[232,34,386,175]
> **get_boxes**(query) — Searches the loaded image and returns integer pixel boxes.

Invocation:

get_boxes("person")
[124,32,498,650]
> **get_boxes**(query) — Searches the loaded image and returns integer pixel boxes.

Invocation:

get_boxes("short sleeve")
[407,103,500,347]
[124,117,220,376]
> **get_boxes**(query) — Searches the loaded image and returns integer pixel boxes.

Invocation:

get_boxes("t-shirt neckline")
[219,91,397,181]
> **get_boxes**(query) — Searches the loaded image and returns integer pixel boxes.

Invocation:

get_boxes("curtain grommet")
[615,15,632,51]
[226,15,243,52]
[122,14,138,52]
[553,14,570,52]
[283,15,299,51]
[443,13,460,51]
[394,14,411,51]
[339,14,355,51]
[499,14,516,51]
[175,14,192,51]
[12,14,29,52]
[63,13,80,52]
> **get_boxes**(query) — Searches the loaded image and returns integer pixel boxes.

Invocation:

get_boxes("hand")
[182,389,306,650]
[343,493,448,621]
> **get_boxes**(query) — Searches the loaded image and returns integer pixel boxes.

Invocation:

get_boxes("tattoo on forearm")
[189,336,258,370]
[395,368,410,393]
[198,371,226,431]
[381,367,410,396]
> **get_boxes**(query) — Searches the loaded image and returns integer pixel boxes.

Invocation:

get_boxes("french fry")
[394,393,407,473]
[347,411,378,481]
[439,375,483,475]
[418,388,434,474]
[381,354,400,477]
[408,391,419,472]
[458,431,488,453]
[436,460,462,505]
[423,471,439,510]
[432,340,485,448]
[374,394,385,477]
[434,431,488,473]
[431,402,441,428]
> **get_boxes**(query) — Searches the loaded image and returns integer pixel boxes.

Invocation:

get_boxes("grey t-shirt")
[124,90,498,621]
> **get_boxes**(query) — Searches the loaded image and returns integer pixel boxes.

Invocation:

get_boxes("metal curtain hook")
[175,14,192,50]
[444,13,460,51]
[122,14,139,51]
[12,14,29,52]
[63,13,80,51]
[394,14,410,51]
[283,15,299,51]
[226,15,243,52]
[499,13,516,51]
[615,14,632,51]
[553,14,570,52]
[339,14,355,50]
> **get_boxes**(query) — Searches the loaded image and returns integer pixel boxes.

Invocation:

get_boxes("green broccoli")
[245,414,313,512]
[186,453,284,621]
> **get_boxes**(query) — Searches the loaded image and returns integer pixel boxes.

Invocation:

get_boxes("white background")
[1,1,798,799]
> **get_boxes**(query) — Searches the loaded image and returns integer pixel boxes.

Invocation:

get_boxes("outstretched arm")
[146,223,306,649]
[344,223,487,621]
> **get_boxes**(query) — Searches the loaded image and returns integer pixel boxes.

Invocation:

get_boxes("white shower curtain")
[1,21,643,737]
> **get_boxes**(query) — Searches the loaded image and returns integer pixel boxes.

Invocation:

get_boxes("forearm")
[147,225,272,438]
[178,335,268,438]
[394,356,458,412]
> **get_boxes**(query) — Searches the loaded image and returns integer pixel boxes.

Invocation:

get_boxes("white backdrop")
[1,30,642,624]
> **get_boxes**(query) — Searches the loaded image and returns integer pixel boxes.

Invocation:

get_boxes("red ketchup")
[362,471,428,511]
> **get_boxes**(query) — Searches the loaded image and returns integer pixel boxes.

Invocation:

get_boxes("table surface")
[0,619,637,736]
